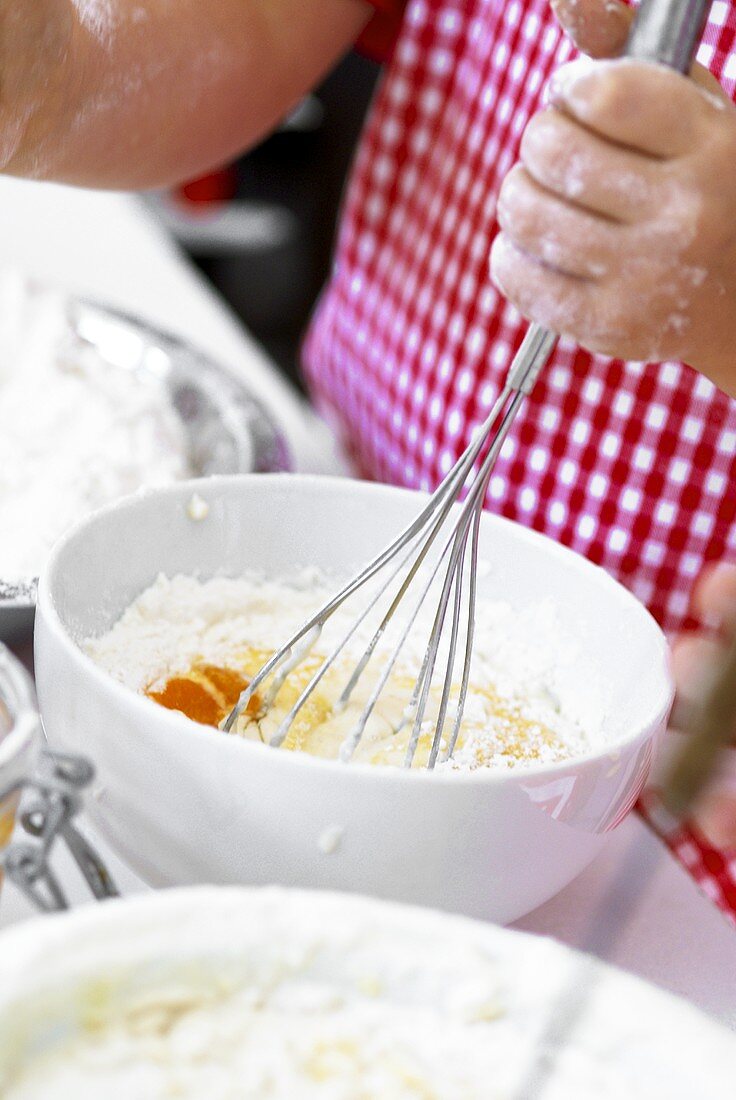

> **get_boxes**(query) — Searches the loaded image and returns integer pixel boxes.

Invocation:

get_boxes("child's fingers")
[677,566,736,849]
[692,750,736,850]
[552,0,727,101]
[548,58,724,159]
[496,165,620,279]
[520,108,664,224]
[671,634,726,706]
[551,0,632,60]
[695,790,736,849]
[692,562,736,636]
[490,232,658,359]
[671,565,736,729]
[491,233,606,341]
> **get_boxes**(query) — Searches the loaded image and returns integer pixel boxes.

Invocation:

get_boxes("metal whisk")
[223,324,556,767]
[224,0,710,770]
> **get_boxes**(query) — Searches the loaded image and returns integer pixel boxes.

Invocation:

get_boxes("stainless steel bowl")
[0,288,291,640]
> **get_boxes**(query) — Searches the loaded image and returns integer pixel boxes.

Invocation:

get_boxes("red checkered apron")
[303,0,736,919]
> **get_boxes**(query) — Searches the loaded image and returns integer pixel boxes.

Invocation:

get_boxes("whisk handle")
[507,324,558,394]
[624,0,711,72]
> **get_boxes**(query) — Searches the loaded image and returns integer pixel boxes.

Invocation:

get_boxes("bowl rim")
[36,473,675,788]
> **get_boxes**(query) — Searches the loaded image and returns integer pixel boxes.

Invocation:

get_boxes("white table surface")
[1,178,735,1032]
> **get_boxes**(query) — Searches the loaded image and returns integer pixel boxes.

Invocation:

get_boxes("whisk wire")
[222,384,512,733]
[444,503,481,763]
[224,323,557,764]
[269,537,423,748]
[408,387,527,767]
[340,383,527,762]
[426,525,468,769]
[338,526,459,761]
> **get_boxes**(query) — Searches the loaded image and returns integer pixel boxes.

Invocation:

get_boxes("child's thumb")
[551,0,728,101]
[551,0,633,59]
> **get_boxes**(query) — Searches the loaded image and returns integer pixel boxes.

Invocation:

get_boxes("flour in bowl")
[86,570,602,770]
[0,275,191,581]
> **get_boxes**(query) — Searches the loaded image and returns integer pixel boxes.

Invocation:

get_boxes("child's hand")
[490,0,736,398]
[672,563,736,849]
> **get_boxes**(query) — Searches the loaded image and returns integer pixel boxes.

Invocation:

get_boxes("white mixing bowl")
[35,475,673,922]
[0,886,734,1098]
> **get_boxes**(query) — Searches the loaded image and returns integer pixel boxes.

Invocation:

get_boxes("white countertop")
[1,177,735,1032]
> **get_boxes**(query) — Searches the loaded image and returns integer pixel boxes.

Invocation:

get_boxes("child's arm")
[0,0,371,189]
[490,0,736,398]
